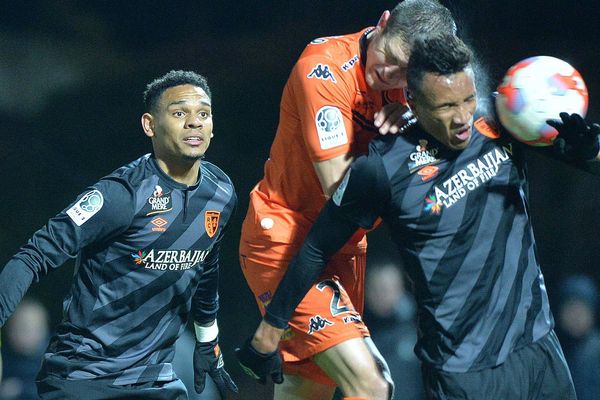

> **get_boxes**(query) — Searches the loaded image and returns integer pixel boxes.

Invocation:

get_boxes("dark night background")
[1,1,599,398]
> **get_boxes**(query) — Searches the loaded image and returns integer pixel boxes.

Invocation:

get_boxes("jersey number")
[316,279,352,316]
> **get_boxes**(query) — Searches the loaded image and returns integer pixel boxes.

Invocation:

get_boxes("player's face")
[409,68,477,150]
[365,35,409,91]
[146,84,213,162]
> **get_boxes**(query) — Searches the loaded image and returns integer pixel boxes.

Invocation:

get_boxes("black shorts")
[422,330,577,400]
[36,375,188,400]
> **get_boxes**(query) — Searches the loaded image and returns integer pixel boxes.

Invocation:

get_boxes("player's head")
[365,0,457,91]
[141,70,213,163]
[406,34,476,150]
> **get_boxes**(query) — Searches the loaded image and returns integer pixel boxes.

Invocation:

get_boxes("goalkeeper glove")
[235,337,284,385]
[193,322,238,398]
[547,112,600,161]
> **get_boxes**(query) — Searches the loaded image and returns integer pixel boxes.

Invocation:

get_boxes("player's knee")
[367,372,391,399]
[343,369,389,399]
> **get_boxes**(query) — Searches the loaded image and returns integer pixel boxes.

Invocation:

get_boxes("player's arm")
[191,200,238,397]
[313,154,355,197]
[235,202,360,384]
[0,179,134,327]
[547,113,600,162]
[290,53,359,197]
[259,203,360,341]
[374,102,417,135]
[236,154,389,383]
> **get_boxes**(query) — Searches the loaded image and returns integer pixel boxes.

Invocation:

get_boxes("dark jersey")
[266,119,555,372]
[0,154,237,384]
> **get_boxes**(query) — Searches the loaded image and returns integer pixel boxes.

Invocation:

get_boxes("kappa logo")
[146,185,172,216]
[205,210,220,238]
[307,315,334,335]
[151,217,168,232]
[307,64,336,83]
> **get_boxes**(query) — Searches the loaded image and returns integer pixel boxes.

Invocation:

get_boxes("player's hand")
[235,337,284,385]
[374,103,417,135]
[193,338,238,398]
[547,112,600,161]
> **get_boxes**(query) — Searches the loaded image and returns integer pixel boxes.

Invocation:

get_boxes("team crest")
[205,211,220,238]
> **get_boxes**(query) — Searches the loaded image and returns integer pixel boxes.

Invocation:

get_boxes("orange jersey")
[241,28,406,255]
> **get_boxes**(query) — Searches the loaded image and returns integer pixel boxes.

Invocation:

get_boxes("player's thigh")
[537,330,577,400]
[274,373,336,400]
[37,376,187,400]
[239,252,288,314]
[327,252,367,315]
[313,337,381,391]
[422,331,576,400]
[283,277,369,362]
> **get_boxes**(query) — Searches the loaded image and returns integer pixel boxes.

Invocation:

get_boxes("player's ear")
[141,113,155,138]
[376,10,390,30]
[405,88,415,109]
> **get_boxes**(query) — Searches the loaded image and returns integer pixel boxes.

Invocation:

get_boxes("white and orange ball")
[495,56,588,146]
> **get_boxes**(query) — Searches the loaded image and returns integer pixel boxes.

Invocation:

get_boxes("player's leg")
[240,248,390,399]
[314,337,390,399]
[536,330,576,399]
[274,373,336,400]
[422,330,577,400]
[37,375,188,400]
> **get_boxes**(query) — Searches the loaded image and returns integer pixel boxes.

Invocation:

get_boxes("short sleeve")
[290,54,356,162]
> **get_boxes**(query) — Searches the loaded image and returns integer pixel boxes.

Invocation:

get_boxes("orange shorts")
[240,243,369,386]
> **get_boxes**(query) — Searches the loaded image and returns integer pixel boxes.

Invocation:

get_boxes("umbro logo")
[307,64,336,83]
[307,315,334,335]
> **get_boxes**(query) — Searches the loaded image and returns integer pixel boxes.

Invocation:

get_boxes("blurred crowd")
[2,268,600,400]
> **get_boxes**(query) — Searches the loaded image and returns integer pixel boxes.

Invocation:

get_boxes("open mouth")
[455,127,471,142]
[183,136,204,146]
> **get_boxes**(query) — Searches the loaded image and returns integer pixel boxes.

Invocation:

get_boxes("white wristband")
[194,320,219,342]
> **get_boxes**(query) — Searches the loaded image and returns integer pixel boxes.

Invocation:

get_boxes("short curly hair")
[143,70,211,113]
[407,34,473,97]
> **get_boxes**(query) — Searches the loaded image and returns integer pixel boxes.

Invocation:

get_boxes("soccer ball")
[495,56,588,146]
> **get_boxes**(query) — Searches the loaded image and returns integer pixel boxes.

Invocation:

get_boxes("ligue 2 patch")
[67,189,104,226]
[315,106,347,150]
[205,211,220,238]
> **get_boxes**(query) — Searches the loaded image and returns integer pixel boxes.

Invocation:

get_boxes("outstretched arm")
[547,113,600,162]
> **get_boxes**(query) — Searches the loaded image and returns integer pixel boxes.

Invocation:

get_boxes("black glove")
[547,112,600,161]
[235,337,284,385]
[194,338,238,398]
